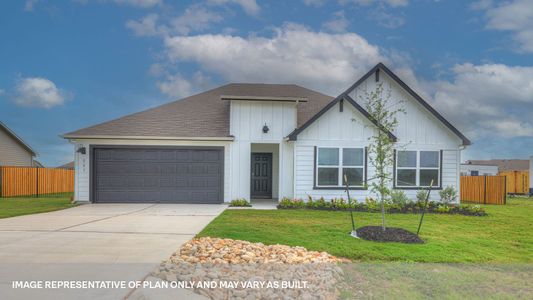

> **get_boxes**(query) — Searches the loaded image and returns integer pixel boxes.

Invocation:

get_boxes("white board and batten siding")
[229,100,297,201]
[72,139,232,202]
[294,71,464,202]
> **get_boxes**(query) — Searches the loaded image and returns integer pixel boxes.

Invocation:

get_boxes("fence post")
[504,176,507,205]
[483,176,487,204]
[35,167,39,198]
[0,166,2,198]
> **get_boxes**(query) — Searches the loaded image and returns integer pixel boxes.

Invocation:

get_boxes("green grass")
[0,195,76,219]
[199,197,533,263]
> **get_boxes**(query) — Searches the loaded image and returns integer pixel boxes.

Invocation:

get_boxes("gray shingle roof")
[465,159,530,171]
[63,83,334,138]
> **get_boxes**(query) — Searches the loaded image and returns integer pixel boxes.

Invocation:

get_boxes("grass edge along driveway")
[0,195,76,219]
[198,197,533,263]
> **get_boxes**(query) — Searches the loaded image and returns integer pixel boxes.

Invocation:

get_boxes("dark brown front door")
[251,153,272,198]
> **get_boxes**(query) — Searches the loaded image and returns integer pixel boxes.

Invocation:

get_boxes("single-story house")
[57,161,74,170]
[63,63,470,204]
[460,163,498,176]
[0,121,37,167]
[464,159,529,172]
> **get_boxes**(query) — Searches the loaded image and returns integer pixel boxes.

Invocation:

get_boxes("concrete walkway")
[0,203,225,299]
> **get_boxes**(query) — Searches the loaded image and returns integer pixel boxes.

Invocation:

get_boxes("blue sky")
[0,0,532,166]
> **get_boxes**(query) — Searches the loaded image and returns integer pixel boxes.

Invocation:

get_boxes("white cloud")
[157,72,211,98]
[163,24,386,95]
[171,5,223,35]
[24,0,39,11]
[157,73,193,98]
[113,0,161,8]
[208,0,260,15]
[341,0,409,7]
[322,11,350,33]
[13,77,68,108]
[369,7,405,28]
[303,0,326,7]
[430,63,533,138]
[475,0,533,52]
[126,14,162,37]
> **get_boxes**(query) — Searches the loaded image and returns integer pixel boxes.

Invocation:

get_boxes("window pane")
[343,148,363,166]
[420,151,439,167]
[397,151,416,168]
[317,168,339,185]
[343,168,364,186]
[397,169,416,186]
[318,148,339,165]
[420,169,439,186]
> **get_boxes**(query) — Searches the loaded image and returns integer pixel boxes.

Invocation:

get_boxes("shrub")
[416,190,429,203]
[229,198,251,207]
[439,186,458,204]
[435,204,451,213]
[278,197,306,209]
[390,190,410,206]
[365,197,380,212]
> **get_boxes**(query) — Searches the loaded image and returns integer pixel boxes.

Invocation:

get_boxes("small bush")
[390,190,410,206]
[229,198,251,207]
[439,186,458,204]
[278,197,306,209]
[416,190,429,203]
[435,205,451,213]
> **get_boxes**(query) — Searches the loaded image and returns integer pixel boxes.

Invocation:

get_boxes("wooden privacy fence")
[460,175,506,205]
[498,171,529,194]
[0,166,74,197]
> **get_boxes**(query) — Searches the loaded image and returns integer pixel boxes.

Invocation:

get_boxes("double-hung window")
[395,150,440,188]
[316,147,365,187]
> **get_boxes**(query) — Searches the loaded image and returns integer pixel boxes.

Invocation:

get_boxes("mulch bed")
[356,226,424,244]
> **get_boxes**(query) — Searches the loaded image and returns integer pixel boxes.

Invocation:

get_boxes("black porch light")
[262,123,269,133]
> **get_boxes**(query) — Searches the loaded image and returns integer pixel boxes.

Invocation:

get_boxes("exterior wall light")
[262,123,269,133]
[77,147,86,155]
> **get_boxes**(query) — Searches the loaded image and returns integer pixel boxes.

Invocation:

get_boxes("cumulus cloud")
[126,5,223,37]
[126,13,162,37]
[24,0,39,11]
[13,77,69,108]
[157,72,211,98]
[430,63,533,138]
[207,0,260,15]
[474,0,533,52]
[113,0,161,7]
[302,0,326,7]
[171,5,223,35]
[341,0,409,7]
[163,24,386,95]
[322,11,350,33]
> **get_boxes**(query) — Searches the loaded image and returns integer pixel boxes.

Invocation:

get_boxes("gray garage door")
[93,147,223,203]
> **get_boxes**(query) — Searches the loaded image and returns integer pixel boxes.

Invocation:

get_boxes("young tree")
[361,83,404,231]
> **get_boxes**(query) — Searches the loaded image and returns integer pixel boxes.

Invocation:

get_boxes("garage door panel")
[93,147,223,203]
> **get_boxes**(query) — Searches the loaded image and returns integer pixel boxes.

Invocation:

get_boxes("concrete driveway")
[0,203,225,299]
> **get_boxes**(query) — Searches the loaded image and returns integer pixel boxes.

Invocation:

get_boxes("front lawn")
[199,197,533,263]
[0,195,76,219]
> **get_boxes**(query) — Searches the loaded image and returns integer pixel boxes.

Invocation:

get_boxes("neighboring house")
[464,159,529,172]
[57,161,74,169]
[33,160,45,168]
[63,63,470,204]
[460,163,498,176]
[0,121,37,167]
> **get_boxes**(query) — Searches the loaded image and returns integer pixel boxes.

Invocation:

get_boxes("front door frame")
[250,152,273,199]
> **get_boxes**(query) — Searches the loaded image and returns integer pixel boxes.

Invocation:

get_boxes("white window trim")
[395,150,440,188]
[316,147,365,188]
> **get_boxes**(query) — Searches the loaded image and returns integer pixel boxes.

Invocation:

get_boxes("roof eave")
[0,121,37,156]
[62,135,235,141]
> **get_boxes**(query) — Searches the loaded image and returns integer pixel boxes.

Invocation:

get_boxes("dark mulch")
[356,226,424,244]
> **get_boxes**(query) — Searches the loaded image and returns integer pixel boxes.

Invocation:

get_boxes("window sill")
[393,186,443,190]
[313,186,367,190]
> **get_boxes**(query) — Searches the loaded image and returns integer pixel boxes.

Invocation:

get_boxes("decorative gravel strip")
[154,237,346,299]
